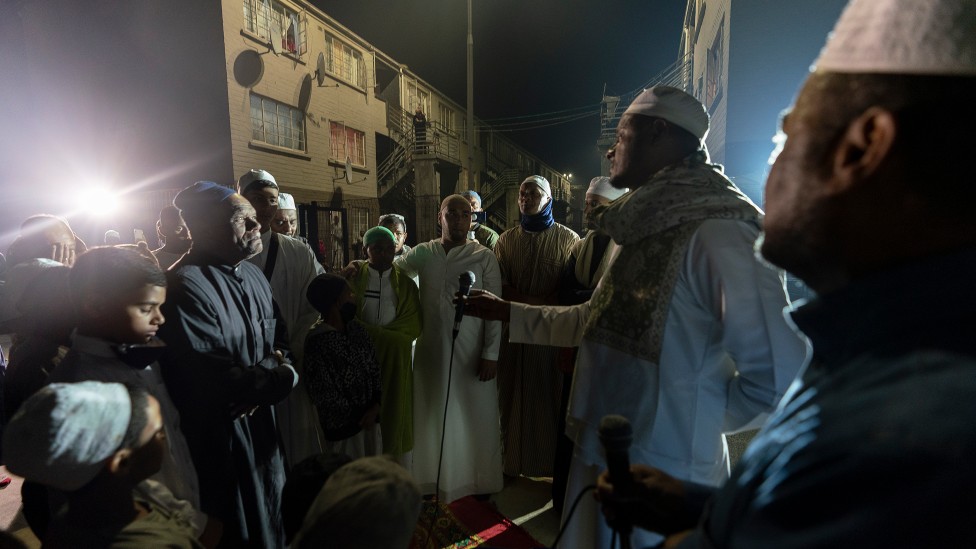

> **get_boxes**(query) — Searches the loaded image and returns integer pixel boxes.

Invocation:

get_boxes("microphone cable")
[420,336,458,549]
[551,483,598,549]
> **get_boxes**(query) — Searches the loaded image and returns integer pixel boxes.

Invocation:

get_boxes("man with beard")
[239,170,326,467]
[159,181,297,548]
[393,195,503,502]
[379,214,411,259]
[460,87,806,549]
[152,206,192,270]
[594,1,976,546]
[493,176,579,479]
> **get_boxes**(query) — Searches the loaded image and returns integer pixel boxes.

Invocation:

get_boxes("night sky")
[316,0,689,184]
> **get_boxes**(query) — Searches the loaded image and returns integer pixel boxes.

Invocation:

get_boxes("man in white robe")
[394,195,503,502]
[461,88,807,549]
[239,169,326,466]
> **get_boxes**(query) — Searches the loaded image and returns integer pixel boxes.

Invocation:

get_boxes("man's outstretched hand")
[595,464,692,537]
[454,289,512,322]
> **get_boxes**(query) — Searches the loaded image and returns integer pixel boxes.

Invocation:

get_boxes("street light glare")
[78,188,120,215]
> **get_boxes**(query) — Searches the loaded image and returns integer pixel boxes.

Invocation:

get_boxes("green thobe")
[350,262,422,458]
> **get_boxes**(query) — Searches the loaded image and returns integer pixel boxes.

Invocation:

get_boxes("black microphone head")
[459,271,475,286]
[598,414,633,452]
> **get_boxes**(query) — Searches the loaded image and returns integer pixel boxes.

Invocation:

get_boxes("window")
[407,83,431,116]
[705,18,724,110]
[243,0,307,55]
[324,33,367,88]
[439,104,455,132]
[251,94,305,151]
[330,122,366,166]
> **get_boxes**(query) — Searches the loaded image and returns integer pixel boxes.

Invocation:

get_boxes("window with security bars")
[324,33,367,88]
[251,95,305,151]
[243,0,307,56]
[329,122,366,166]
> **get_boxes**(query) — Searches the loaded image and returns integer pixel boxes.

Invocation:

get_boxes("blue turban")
[460,190,481,204]
[174,182,236,216]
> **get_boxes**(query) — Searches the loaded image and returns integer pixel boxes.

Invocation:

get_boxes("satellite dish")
[233,50,264,88]
[316,52,326,86]
[270,26,283,55]
[345,157,353,184]
[298,74,312,113]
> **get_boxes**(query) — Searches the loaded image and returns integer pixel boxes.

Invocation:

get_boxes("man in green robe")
[349,226,422,460]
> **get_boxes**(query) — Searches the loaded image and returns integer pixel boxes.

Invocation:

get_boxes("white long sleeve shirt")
[510,219,808,486]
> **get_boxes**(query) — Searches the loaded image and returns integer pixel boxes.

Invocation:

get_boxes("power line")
[479,102,603,122]
[481,109,600,128]
[482,111,598,132]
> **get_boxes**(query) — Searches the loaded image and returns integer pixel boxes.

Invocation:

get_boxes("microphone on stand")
[599,414,634,549]
[453,271,476,340]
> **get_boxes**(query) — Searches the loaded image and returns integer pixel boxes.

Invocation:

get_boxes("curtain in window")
[331,122,345,159]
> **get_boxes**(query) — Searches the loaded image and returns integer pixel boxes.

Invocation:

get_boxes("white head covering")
[277,192,296,211]
[586,176,629,201]
[815,0,976,75]
[104,230,120,239]
[3,381,132,492]
[293,456,421,549]
[237,169,278,194]
[522,175,552,198]
[624,86,709,142]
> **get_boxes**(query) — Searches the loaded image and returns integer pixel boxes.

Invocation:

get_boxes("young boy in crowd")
[303,273,382,459]
[4,381,203,549]
[45,246,220,547]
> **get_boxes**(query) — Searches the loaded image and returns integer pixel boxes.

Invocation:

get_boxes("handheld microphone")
[453,271,476,340]
[599,414,634,549]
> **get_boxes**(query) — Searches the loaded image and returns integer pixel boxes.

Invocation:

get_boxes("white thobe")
[247,230,326,466]
[395,240,504,502]
[509,219,808,549]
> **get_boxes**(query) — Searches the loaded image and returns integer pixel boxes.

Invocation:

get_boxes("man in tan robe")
[494,175,579,477]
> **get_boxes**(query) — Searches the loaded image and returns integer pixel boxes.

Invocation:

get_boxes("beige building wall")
[220,0,387,204]
[682,0,730,165]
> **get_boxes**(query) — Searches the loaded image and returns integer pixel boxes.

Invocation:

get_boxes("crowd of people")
[0,0,973,547]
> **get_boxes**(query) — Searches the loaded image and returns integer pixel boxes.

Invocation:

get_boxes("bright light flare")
[77,188,120,215]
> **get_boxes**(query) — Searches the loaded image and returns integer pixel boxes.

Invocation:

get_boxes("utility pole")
[467,0,475,190]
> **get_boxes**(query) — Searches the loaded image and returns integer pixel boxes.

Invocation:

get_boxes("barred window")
[330,122,366,166]
[251,94,305,151]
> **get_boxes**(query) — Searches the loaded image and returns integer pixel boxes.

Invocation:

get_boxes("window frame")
[250,93,306,152]
[329,121,367,167]
[324,32,367,88]
[243,0,307,56]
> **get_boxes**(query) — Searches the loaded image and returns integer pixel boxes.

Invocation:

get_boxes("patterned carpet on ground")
[411,496,545,549]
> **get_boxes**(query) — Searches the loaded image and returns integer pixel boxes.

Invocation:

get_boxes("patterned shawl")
[584,150,762,363]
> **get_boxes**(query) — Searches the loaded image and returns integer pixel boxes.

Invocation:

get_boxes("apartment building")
[6,0,572,263]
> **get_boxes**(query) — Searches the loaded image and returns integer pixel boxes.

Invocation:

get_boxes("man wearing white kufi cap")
[587,1,976,547]
[548,176,629,513]
[4,381,202,548]
[270,192,298,237]
[493,174,579,479]
[461,85,805,548]
[238,171,328,468]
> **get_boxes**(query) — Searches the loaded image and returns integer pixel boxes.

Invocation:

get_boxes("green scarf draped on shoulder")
[350,262,423,458]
